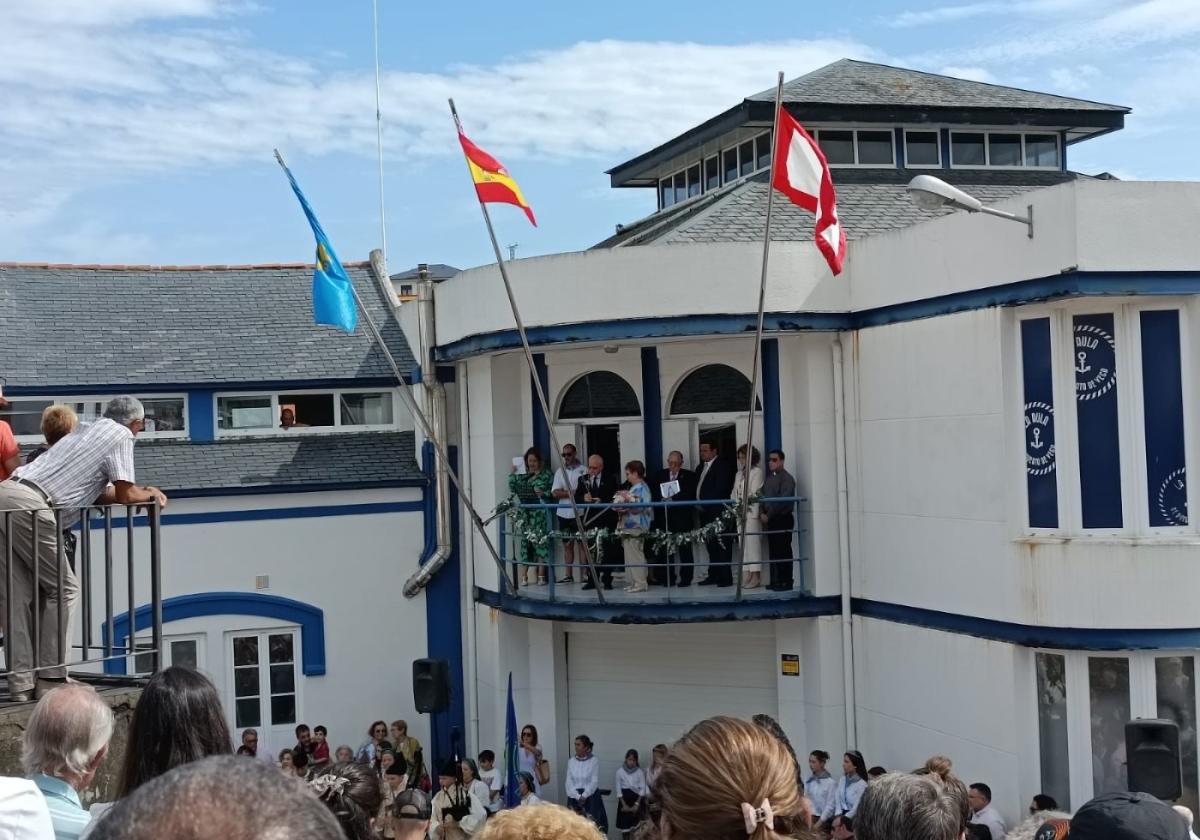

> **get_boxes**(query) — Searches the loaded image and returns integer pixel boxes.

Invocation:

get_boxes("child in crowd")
[477,751,503,815]
[646,744,668,789]
[278,748,295,775]
[462,759,492,819]
[335,745,355,763]
[312,725,331,769]
[614,749,649,840]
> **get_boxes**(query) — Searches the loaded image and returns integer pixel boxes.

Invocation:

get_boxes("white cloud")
[1048,64,1102,93]
[938,65,996,83]
[884,0,1109,27]
[0,3,876,245]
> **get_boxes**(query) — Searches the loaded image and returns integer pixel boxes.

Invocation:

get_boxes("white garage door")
[566,623,777,833]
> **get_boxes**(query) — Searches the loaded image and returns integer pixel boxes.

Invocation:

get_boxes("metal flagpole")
[448,98,606,605]
[735,71,785,603]
[372,0,388,266]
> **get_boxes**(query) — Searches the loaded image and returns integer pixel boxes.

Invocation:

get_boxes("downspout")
[403,271,453,597]
[832,338,858,747]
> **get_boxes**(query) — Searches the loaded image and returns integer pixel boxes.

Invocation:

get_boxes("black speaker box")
[1126,718,1182,801]
[413,658,451,713]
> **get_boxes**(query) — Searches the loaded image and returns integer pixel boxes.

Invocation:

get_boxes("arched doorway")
[556,371,641,477]
[668,364,761,462]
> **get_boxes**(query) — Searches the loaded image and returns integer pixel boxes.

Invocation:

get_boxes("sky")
[2,0,1199,271]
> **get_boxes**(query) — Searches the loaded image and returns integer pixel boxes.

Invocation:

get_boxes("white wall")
[79,488,429,760]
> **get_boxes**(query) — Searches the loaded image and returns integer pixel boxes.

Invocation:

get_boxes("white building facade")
[402,61,1200,833]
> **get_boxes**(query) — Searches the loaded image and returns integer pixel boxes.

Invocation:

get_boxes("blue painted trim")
[102,500,423,529]
[165,479,426,499]
[641,347,663,470]
[854,598,1200,651]
[188,391,215,442]
[475,587,841,624]
[411,366,423,384]
[1060,130,1068,172]
[422,445,465,768]
[434,272,1200,361]
[4,377,411,396]
[762,339,782,455]
[531,354,550,460]
[104,592,326,676]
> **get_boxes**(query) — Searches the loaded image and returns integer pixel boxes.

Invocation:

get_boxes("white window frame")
[949,129,1062,170]
[213,388,400,438]
[1012,300,1196,539]
[1036,649,1200,810]
[901,128,943,169]
[812,127,897,169]
[130,631,206,675]
[654,129,773,210]
[6,393,189,444]
[226,626,302,741]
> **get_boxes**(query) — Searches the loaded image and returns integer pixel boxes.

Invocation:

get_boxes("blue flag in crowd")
[274,150,359,334]
[504,671,521,808]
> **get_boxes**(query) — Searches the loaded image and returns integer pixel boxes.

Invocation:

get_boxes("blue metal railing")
[498,496,807,603]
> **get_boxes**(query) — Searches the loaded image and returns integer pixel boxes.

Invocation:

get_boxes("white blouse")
[615,766,648,797]
[565,755,600,802]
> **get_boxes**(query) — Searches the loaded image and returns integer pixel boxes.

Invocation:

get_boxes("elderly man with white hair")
[23,684,115,839]
[0,396,168,701]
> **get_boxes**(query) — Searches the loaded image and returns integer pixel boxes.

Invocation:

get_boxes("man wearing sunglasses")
[761,449,797,591]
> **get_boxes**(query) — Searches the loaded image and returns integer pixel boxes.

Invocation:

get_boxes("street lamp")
[906,174,1034,238]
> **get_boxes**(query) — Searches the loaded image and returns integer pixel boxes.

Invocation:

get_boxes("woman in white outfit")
[732,444,765,589]
[517,724,543,795]
[804,749,836,829]
[565,735,607,833]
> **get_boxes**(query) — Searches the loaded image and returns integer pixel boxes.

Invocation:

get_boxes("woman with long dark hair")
[118,667,233,797]
[832,750,869,823]
[805,750,836,827]
[565,734,607,833]
[507,447,554,586]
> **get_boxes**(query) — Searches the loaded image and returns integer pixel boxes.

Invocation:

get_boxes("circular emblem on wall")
[1024,401,1056,476]
[1157,466,1188,526]
[1074,322,1117,401]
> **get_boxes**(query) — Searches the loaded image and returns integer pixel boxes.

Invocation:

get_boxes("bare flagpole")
[371,0,388,266]
[273,149,512,589]
[735,71,785,603]
[448,98,606,605]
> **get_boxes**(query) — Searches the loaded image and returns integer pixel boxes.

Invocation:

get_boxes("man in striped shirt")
[0,396,168,701]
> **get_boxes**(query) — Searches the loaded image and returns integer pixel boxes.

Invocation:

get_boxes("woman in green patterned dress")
[508,447,554,586]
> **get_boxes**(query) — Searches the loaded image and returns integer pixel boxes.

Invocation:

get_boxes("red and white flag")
[771,108,846,276]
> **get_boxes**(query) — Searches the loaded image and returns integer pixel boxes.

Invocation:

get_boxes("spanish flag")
[457,130,537,227]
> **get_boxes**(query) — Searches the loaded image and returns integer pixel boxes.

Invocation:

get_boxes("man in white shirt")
[550,444,586,584]
[0,396,168,701]
[968,782,1008,840]
[0,777,54,840]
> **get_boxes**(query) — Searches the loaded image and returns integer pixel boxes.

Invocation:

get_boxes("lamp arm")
[979,203,1034,238]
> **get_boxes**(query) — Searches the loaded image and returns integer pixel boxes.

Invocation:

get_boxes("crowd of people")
[5,667,1197,840]
[507,440,798,593]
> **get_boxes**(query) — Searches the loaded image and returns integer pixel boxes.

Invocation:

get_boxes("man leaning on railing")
[0,395,169,702]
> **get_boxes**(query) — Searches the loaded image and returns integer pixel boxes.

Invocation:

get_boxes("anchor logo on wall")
[1157,467,1188,526]
[1074,322,1116,402]
[1024,401,1055,476]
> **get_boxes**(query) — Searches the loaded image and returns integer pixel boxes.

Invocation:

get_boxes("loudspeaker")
[413,658,451,713]
[1126,719,1182,801]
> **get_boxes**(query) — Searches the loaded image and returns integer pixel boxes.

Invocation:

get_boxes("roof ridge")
[0,261,372,271]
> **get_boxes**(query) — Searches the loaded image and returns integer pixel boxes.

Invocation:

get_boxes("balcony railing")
[1,502,163,700]
[498,496,807,605]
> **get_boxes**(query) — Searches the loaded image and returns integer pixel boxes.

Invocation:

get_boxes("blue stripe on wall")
[1020,318,1059,528]
[1073,312,1123,528]
[422,443,465,769]
[188,391,215,442]
[1140,309,1188,527]
[531,354,550,460]
[101,500,422,529]
[762,338,782,455]
[641,347,663,471]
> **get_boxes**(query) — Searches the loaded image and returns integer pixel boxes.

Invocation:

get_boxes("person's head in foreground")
[475,802,604,840]
[89,755,344,840]
[392,788,432,840]
[22,684,114,791]
[647,715,812,840]
[855,771,970,840]
[309,762,383,840]
[1067,790,1188,840]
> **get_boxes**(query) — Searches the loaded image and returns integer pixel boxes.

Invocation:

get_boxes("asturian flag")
[771,108,846,276]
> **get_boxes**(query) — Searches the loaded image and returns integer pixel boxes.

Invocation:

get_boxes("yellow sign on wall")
[781,654,800,677]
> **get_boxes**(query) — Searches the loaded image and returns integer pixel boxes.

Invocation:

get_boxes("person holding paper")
[650,451,697,586]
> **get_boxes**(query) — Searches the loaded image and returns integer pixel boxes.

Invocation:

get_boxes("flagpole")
[735,71,785,604]
[371,0,388,266]
[448,98,606,605]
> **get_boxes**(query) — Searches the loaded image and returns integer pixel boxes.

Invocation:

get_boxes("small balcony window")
[905,130,941,167]
[951,132,987,166]
[686,164,701,199]
[218,395,273,431]
[1026,134,1060,168]
[704,155,721,191]
[818,130,855,165]
[856,130,894,165]
[989,133,1023,167]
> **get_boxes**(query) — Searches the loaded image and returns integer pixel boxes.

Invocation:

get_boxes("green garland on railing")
[498,493,763,565]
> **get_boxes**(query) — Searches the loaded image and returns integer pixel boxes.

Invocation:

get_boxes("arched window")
[669,364,760,415]
[558,371,641,420]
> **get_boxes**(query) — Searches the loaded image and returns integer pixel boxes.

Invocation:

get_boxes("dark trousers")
[702,513,733,585]
[649,541,694,586]
[598,535,621,584]
[766,513,795,589]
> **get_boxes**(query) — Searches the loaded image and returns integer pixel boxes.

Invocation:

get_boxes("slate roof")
[0,262,414,389]
[390,263,460,283]
[133,431,423,494]
[596,168,1079,248]
[749,59,1129,113]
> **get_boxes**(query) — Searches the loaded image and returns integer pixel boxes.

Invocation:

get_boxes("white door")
[566,624,777,836]
[229,628,301,759]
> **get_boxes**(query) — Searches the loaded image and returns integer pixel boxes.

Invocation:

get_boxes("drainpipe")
[832,338,858,748]
[403,271,453,598]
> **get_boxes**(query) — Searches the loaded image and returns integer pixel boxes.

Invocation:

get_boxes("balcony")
[0,502,164,703]
[478,496,840,623]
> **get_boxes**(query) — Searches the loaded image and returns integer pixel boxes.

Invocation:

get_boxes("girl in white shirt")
[516,772,541,806]
[805,749,836,828]
[565,735,607,833]
[826,750,868,826]
[614,749,649,839]
[460,760,491,819]
[645,744,668,791]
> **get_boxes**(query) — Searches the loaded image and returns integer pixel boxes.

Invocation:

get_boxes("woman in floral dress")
[508,447,554,585]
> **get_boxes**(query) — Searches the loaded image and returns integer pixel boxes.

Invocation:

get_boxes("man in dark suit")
[649,450,698,586]
[695,441,737,586]
[575,454,618,590]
